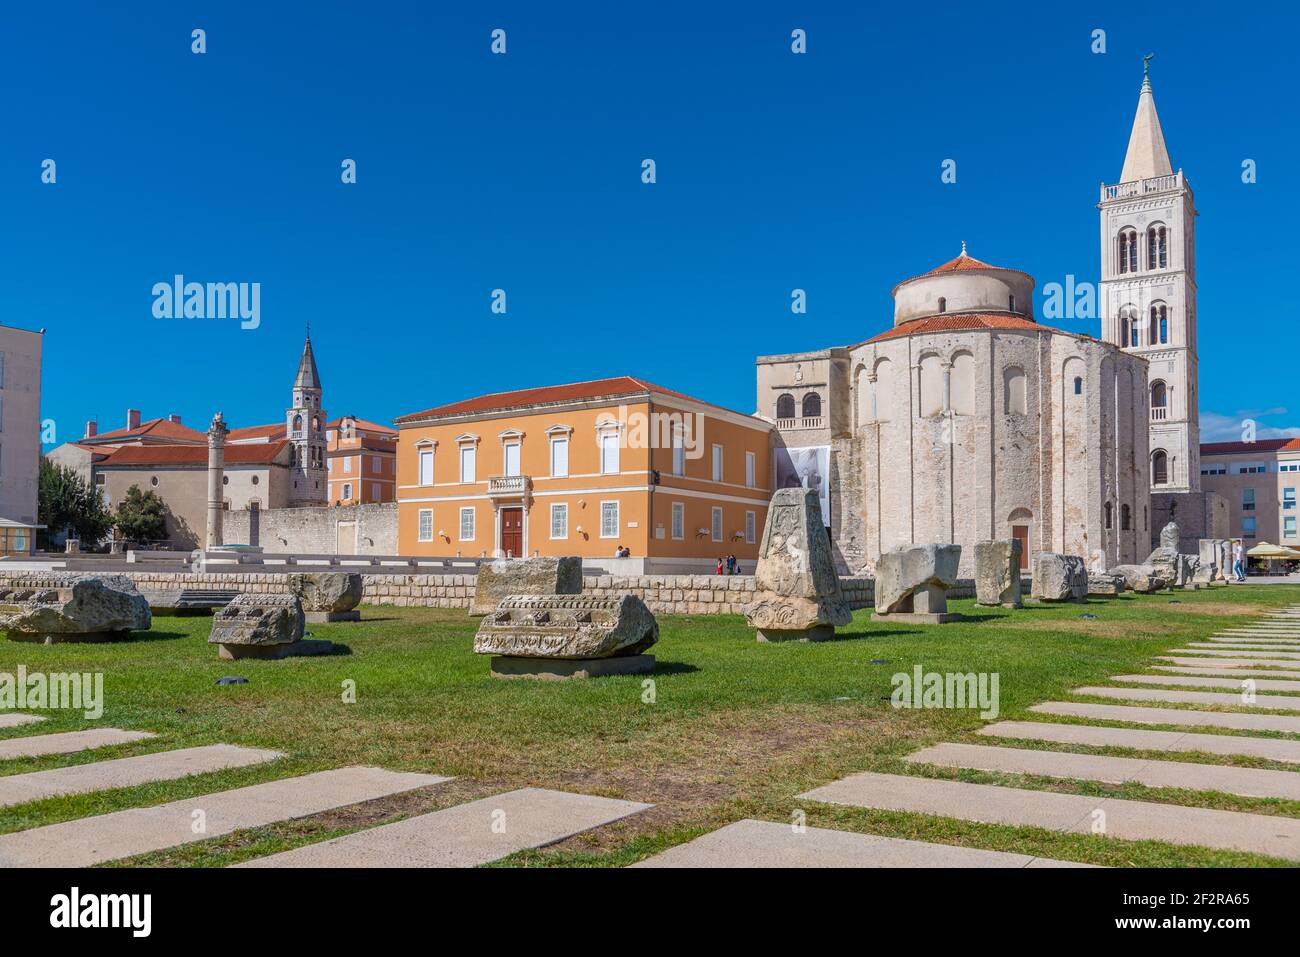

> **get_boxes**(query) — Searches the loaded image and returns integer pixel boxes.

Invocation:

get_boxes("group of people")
[716,554,741,575]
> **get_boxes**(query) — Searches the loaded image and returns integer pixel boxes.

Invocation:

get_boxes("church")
[756,64,1221,576]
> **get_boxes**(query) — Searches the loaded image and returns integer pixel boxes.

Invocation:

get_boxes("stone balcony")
[1151,406,1168,421]
[1100,171,1183,202]
[487,475,532,498]
[776,417,825,431]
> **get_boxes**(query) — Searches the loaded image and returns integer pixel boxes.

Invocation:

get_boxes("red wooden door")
[501,508,523,557]
[1012,525,1030,569]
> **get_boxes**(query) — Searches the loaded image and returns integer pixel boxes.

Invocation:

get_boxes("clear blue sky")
[4,0,1294,447]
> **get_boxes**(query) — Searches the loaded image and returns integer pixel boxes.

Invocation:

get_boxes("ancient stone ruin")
[473,594,658,679]
[1109,564,1168,593]
[974,539,1022,608]
[0,574,152,643]
[1087,573,1126,597]
[287,572,364,622]
[469,556,583,617]
[1031,553,1088,602]
[873,544,962,623]
[744,487,851,641]
[208,593,333,660]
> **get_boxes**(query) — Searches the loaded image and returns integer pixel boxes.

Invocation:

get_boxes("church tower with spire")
[286,331,328,505]
[1099,56,1200,495]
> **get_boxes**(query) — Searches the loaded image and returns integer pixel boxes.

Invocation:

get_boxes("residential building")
[0,322,43,555]
[394,376,773,570]
[326,417,398,504]
[1200,439,1300,545]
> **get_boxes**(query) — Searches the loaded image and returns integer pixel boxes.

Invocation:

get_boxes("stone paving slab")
[0,745,282,808]
[1073,686,1300,711]
[1203,639,1300,647]
[631,818,1094,868]
[1114,673,1300,693]
[1211,635,1300,642]
[799,771,1300,860]
[1190,642,1300,651]
[1154,665,1300,680]
[0,714,45,730]
[0,766,447,868]
[0,729,155,761]
[980,720,1300,763]
[1169,648,1300,659]
[1160,656,1300,669]
[235,787,651,868]
[907,742,1300,800]
[1032,701,1300,733]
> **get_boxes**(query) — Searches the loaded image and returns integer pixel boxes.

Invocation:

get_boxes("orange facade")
[327,417,398,505]
[394,380,773,566]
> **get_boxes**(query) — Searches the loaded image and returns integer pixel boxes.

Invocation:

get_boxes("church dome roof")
[889,244,1036,327]
[891,248,1033,296]
[859,311,1040,345]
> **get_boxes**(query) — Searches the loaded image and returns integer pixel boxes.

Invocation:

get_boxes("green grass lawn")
[2,585,1299,867]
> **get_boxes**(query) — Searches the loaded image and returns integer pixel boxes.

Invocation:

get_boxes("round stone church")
[756,248,1152,577]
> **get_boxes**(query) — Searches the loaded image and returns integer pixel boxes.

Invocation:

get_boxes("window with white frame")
[343,456,352,473]
[745,510,756,544]
[1287,516,1298,538]
[600,501,619,538]
[372,455,381,471]
[745,451,755,488]
[600,432,620,474]
[550,436,569,477]
[342,483,352,500]
[418,448,434,485]
[418,509,433,541]
[671,501,684,539]
[711,506,723,542]
[460,445,476,484]
[503,442,520,477]
[550,503,568,538]
[712,444,723,482]
[459,507,475,541]
[1285,488,1296,510]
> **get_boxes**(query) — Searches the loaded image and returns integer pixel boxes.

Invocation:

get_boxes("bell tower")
[1098,56,1200,493]
[287,331,328,505]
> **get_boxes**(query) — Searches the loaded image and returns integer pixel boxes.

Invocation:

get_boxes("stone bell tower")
[1098,55,1200,494]
[286,331,328,505]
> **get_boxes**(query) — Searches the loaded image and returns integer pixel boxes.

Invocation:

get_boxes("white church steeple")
[1099,56,1200,495]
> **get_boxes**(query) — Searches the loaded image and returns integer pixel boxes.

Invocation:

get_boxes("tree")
[38,459,113,547]
[114,484,168,545]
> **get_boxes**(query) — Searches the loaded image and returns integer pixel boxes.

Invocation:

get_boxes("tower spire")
[1120,54,1173,182]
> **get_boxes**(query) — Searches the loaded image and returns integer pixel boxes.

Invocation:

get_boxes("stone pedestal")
[873,544,962,623]
[304,609,360,623]
[489,654,655,680]
[288,572,363,623]
[209,594,334,661]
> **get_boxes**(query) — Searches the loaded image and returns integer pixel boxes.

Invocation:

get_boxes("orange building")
[393,377,774,571]
[326,416,398,504]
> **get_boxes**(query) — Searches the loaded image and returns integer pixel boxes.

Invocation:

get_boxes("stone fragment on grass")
[873,544,962,623]
[208,594,332,660]
[1031,553,1087,602]
[0,574,151,643]
[469,556,582,616]
[974,539,1022,608]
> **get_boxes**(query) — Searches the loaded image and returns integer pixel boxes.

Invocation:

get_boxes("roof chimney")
[85,419,98,438]
[127,408,141,430]
[168,413,182,425]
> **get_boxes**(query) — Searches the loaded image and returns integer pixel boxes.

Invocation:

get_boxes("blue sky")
[3,0,1295,447]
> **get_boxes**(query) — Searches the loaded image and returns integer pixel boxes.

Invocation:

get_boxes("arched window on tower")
[1150,301,1168,344]
[1150,380,1168,421]
[1152,449,1169,486]
[292,414,303,434]
[937,297,946,313]
[1119,304,1138,348]
[801,392,822,420]
[1008,293,1016,312]
[1118,228,1138,274]
[1104,502,1113,529]
[776,393,795,421]
[1121,504,1131,530]
[1147,224,1168,269]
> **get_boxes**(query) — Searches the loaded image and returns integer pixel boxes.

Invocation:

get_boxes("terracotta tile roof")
[87,418,206,443]
[1202,438,1300,456]
[857,312,1041,345]
[395,376,754,424]
[890,252,1034,295]
[98,440,289,467]
[227,423,286,442]
[328,417,396,434]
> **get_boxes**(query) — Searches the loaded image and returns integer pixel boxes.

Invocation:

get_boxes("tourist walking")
[1234,540,1247,582]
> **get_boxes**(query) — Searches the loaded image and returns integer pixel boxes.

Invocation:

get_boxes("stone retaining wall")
[0,570,981,615]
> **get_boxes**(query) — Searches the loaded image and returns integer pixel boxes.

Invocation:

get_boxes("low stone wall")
[0,570,983,615]
[224,502,398,555]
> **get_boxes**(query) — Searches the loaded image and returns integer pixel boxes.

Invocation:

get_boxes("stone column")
[206,412,229,549]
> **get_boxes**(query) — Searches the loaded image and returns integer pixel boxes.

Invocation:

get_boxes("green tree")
[114,484,168,544]
[37,458,113,547]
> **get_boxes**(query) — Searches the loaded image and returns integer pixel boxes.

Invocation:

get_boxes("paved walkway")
[236,788,652,868]
[980,719,1300,763]
[0,767,446,867]
[0,728,154,760]
[0,744,281,808]
[0,714,44,729]
[632,819,1093,868]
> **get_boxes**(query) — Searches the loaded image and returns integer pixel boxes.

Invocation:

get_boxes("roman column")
[206,411,228,548]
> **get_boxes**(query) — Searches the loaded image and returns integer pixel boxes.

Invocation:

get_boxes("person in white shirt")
[1233,540,1246,582]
